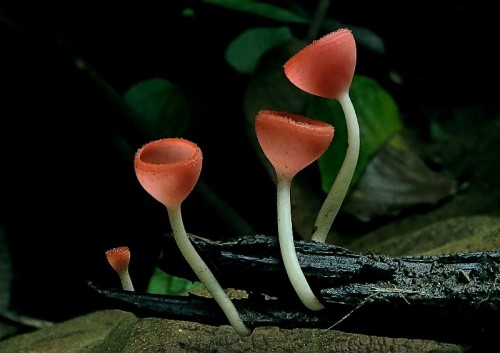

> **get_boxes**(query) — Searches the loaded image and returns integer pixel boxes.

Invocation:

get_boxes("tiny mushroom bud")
[284,28,360,243]
[105,246,135,291]
[255,110,334,311]
[134,138,251,337]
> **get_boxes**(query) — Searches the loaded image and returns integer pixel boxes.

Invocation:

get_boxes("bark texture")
[90,233,500,345]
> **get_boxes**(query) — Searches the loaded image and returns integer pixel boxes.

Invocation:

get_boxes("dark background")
[0,0,498,323]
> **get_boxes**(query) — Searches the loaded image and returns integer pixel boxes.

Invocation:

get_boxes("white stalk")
[312,91,360,243]
[119,270,135,292]
[277,177,325,311]
[167,205,252,337]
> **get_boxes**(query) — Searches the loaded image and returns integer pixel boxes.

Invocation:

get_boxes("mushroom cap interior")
[134,138,202,208]
[255,110,334,180]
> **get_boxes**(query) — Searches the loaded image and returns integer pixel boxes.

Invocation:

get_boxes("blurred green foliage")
[311,75,402,193]
[124,78,191,140]
[147,265,200,295]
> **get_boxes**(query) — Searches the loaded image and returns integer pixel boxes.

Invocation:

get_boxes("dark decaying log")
[91,233,500,345]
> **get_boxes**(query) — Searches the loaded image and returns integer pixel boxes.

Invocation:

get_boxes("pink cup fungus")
[255,110,334,311]
[284,28,360,243]
[134,138,202,210]
[134,138,251,337]
[284,28,356,100]
[255,110,336,181]
[105,246,135,291]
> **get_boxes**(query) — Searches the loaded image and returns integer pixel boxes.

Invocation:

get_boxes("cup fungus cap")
[134,138,202,209]
[284,28,356,100]
[105,246,131,274]
[255,110,334,180]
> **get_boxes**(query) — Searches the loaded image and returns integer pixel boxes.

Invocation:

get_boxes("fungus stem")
[312,91,360,243]
[277,178,325,311]
[167,204,252,337]
[119,269,135,292]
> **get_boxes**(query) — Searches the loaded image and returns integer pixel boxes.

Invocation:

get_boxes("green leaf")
[308,75,403,194]
[203,0,308,23]
[123,78,191,139]
[147,267,200,295]
[342,133,457,221]
[225,26,293,74]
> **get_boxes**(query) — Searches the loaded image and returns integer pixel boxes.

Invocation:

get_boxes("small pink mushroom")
[284,28,359,243]
[255,110,333,311]
[106,246,135,291]
[134,138,251,337]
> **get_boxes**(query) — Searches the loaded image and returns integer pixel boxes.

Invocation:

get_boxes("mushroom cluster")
[107,28,359,336]
[252,28,359,310]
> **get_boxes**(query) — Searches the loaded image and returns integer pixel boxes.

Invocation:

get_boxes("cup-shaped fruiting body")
[284,29,359,243]
[134,138,202,209]
[256,110,333,311]
[255,110,335,181]
[133,138,251,337]
[284,28,356,100]
[106,246,135,291]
